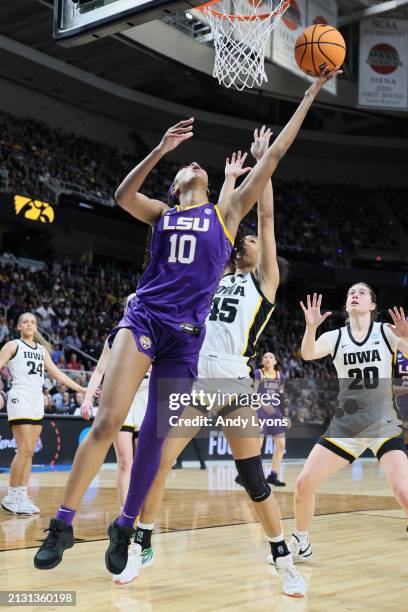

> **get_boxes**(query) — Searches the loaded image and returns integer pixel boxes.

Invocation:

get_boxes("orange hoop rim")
[196,0,290,22]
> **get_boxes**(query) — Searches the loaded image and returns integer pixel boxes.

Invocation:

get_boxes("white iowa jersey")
[201,272,275,358]
[321,321,399,412]
[8,339,45,391]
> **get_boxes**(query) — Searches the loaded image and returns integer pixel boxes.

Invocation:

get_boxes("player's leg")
[10,425,32,486]
[141,411,203,524]
[34,329,150,569]
[377,442,408,519]
[113,431,134,509]
[2,424,41,514]
[17,424,42,514]
[292,442,350,561]
[235,430,264,487]
[60,329,150,511]
[106,358,199,575]
[113,414,202,585]
[268,434,286,487]
[224,410,306,598]
[191,437,206,470]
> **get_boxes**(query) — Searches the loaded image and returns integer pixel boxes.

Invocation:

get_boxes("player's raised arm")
[219,67,342,234]
[387,307,408,354]
[115,118,195,225]
[218,151,251,202]
[300,294,333,360]
[250,127,279,304]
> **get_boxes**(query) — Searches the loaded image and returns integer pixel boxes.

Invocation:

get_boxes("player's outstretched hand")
[307,66,343,97]
[80,400,93,421]
[300,293,332,327]
[251,126,273,161]
[224,150,251,179]
[158,118,194,154]
[387,307,408,338]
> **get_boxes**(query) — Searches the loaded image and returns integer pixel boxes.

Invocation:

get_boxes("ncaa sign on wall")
[358,18,408,110]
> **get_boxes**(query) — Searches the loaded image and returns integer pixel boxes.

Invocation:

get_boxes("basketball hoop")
[197,0,290,90]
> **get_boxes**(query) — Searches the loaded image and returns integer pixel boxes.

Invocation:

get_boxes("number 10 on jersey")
[168,234,197,264]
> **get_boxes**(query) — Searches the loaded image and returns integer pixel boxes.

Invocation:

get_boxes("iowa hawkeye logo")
[14,195,55,223]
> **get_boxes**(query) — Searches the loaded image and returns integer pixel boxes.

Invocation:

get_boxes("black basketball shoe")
[266,472,286,487]
[34,518,74,569]
[105,519,136,574]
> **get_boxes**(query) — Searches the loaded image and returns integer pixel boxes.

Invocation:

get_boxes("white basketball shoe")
[113,543,154,585]
[1,491,20,514]
[289,533,313,562]
[16,492,40,515]
[273,554,307,598]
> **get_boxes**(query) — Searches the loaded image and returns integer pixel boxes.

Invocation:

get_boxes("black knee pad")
[235,455,271,502]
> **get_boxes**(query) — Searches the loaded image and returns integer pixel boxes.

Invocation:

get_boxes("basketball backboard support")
[54,0,205,46]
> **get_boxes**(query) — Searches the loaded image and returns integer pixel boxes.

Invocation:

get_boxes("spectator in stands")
[56,355,67,369]
[63,328,76,349]
[35,300,56,332]
[74,392,85,410]
[51,383,67,410]
[67,353,81,371]
[44,392,54,415]
[57,313,71,330]
[51,343,64,364]
[0,316,9,344]
[55,391,76,415]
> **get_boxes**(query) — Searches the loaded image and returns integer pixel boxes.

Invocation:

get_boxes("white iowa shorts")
[193,352,254,411]
[121,376,149,434]
[320,434,405,462]
[7,388,44,424]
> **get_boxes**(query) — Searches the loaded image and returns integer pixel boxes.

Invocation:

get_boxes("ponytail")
[33,330,52,354]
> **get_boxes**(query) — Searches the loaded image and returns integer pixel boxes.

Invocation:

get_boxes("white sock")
[294,528,309,539]
[268,533,284,543]
[137,521,155,531]
[8,486,19,496]
[17,486,27,496]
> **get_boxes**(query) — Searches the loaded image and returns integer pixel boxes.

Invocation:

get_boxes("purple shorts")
[257,407,286,436]
[108,300,205,373]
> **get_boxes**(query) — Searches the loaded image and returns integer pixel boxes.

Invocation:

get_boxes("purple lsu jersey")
[255,368,284,398]
[255,368,286,435]
[393,351,408,418]
[135,202,233,331]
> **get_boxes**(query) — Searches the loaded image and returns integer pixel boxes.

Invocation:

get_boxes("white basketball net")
[198,0,290,90]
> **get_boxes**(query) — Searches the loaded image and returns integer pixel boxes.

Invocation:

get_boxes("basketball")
[294,24,346,77]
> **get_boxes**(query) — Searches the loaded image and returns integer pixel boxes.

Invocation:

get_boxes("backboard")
[54,0,205,46]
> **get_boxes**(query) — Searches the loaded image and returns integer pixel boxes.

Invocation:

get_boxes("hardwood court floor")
[0,461,407,611]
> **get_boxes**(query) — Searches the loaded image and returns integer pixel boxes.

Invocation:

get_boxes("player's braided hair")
[230,231,289,283]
